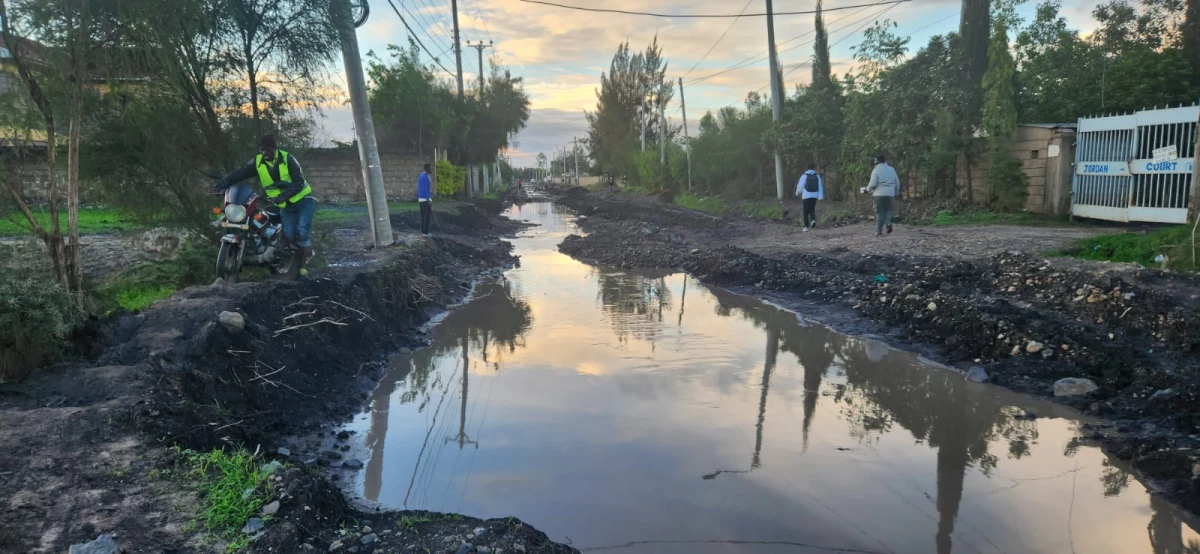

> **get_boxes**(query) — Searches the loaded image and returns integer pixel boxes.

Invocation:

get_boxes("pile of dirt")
[257,467,577,553]
[552,187,1200,515]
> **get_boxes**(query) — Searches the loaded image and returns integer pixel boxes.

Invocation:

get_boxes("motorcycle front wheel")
[217,242,242,284]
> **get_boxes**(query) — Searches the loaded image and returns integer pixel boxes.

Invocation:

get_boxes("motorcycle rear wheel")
[217,242,243,284]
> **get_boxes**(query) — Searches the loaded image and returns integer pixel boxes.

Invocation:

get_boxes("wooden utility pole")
[679,77,692,191]
[766,0,785,199]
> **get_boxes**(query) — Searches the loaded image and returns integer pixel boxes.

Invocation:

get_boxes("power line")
[393,0,454,59]
[686,3,883,85]
[680,0,755,80]
[517,0,911,18]
[386,0,457,76]
[415,0,459,46]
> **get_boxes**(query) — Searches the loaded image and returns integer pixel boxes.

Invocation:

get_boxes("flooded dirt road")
[341,203,1199,553]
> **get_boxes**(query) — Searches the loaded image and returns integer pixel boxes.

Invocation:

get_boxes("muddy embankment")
[0,201,577,554]
[555,186,1200,515]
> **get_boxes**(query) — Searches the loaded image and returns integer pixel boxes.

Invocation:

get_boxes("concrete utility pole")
[766,0,786,200]
[679,77,693,191]
[660,94,666,165]
[451,0,465,97]
[333,0,392,247]
[640,96,647,153]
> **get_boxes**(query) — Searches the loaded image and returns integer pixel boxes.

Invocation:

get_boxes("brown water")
[343,202,1200,553]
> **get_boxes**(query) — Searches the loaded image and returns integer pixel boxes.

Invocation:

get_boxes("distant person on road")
[862,154,899,237]
[796,164,823,232]
[418,163,433,236]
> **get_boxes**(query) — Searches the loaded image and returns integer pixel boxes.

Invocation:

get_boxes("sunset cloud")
[314,0,1103,164]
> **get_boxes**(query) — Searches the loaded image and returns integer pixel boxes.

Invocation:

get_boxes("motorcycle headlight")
[224,204,248,224]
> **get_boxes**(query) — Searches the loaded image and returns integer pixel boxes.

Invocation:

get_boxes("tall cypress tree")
[812,0,832,89]
[981,19,1026,211]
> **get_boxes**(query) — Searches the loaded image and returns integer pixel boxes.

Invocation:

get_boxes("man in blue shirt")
[418,164,433,235]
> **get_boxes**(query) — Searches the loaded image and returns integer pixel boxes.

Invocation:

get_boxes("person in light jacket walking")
[862,154,899,236]
[795,164,823,231]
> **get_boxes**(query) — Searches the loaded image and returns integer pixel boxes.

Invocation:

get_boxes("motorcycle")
[212,183,292,283]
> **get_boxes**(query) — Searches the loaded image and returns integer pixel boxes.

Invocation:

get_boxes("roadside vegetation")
[1065,225,1200,272]
[174,447,280,552]
[580,0,1200,220]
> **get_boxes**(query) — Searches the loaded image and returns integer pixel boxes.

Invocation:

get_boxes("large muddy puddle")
[342,202,1200,553]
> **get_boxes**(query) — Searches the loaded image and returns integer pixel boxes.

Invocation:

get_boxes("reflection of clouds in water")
[355,203,1200,554]
[864,340,890,363]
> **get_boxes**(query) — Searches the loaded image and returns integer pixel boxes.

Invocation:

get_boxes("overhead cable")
[517,0,911,18]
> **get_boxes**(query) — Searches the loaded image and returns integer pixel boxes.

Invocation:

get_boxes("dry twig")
[273,317,348,337]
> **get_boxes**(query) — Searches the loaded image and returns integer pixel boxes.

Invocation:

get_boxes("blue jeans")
[280,196,315,247]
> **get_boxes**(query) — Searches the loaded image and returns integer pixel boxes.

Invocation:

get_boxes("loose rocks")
[1054,377,1099,397]
[69,535,119,554]
[218,310,245,333]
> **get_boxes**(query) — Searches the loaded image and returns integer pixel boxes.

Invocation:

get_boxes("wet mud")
[555,187,1200,516]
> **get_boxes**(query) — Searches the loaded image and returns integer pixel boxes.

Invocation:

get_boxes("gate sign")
[1152,145,1179,163]
[1135,158,1194,174]
[1077,161,1131,176]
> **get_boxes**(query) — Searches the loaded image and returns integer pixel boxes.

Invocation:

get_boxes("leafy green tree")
[586,37,674,177]
[367,40,458,154]
[982,18,1027,211]
[223,0,341,135]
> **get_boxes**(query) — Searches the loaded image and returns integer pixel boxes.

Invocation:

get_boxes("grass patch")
[674,193,725,214]
[1066,224,1198,271]
[113,285,176,312]
[740,200,784,220]
[94,240,216,313]
[397,514,434,530]
[316,202,420,226]
[177,447,280,551]
[0,207,147,237]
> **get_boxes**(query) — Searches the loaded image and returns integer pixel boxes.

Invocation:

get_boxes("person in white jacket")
[795,164,823,232]
[861,154,899,236]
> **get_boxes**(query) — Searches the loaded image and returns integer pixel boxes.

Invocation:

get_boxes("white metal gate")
[1072,105,1197,224]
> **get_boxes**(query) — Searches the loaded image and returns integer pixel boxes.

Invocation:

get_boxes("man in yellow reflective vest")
[215,134,316,278]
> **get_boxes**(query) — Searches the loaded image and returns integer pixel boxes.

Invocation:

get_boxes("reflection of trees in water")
[707,287,1042,554]
[1149,494,1200,554]
[362,278,533,502]
[594,269,674,344]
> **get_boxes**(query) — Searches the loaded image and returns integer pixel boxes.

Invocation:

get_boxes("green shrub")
[988,151,1028,212]
[675,193,726,214]
[0,279,83,382]
[435,160,465,197]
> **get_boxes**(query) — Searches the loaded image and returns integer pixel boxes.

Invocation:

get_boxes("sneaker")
[802,227,809,233]
[876,232,882,237]
[886,224,893,234]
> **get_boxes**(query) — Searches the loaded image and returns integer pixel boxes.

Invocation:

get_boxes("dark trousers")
[874,196,894,234]
[419,201,432,234]
[802,198,818,227]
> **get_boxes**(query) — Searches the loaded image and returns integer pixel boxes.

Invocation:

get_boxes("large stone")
[262,500,281,516]
[1025,341,1045,354]
[965,366,989,383]
[342,459,364,470]
[69,535,119,554]
[360,534,378,545]
[1054,377,1099,397]
[218,311,245,333]
[242,517,265,534]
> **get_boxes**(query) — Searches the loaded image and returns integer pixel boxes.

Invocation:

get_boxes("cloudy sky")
[317,0,1101,166]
